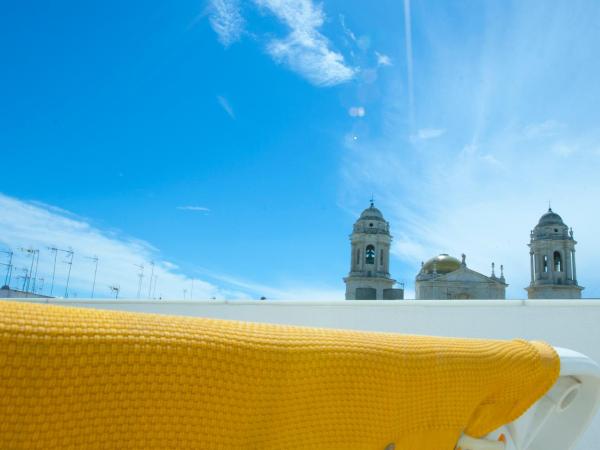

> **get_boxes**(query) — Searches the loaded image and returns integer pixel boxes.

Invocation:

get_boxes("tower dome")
[353,201,390,235]
[537,208,565,227]
[359,203,385,221]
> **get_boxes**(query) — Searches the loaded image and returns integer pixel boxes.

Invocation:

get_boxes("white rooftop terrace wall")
[9,298,600,449]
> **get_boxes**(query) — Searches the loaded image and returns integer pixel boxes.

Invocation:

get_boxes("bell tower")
[526,208,583,299]
[344,202,403,300]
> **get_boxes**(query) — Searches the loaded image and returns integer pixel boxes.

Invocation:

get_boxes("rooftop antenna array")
[0,249,14,287]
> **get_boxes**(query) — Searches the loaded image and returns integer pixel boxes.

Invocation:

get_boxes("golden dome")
[421,254,461,274]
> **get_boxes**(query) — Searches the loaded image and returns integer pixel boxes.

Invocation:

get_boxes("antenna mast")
[134,264,144,299]
[152,275,158,299]
[0,249,13,287]
[48,247,58,295]
[48,246,73,297]
[64,249,74,298]
[109,284,120,299]
[147,261,155,299]
[16,268,28,291]
[19,248,39,293]
[31,249,40,293]
[85,255,99,298]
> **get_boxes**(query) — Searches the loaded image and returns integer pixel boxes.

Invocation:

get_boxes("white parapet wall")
[4,298,600,449]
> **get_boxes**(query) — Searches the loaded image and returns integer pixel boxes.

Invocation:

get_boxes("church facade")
[415,254,507,300]
[344,203,583,300]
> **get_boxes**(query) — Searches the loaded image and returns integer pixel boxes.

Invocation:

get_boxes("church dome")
[358,203,385,222]
[421,254,461,274]
[537,208,565,227]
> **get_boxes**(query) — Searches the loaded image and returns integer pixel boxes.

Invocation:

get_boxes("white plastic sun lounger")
[456,347,600,450]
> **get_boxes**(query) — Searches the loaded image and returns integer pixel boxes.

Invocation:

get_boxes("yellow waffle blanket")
[0,301,559,450]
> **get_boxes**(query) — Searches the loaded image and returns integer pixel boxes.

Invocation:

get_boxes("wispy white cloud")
[0,193,225,299]
[256,0,355,86]
[208,0,245,46]
[375,51,392,67]
[410,128,446,142]
[216,95,235,119]
[196,268,345,300]
[523,120,564,139]
[207,0,355,86]
[348,106,365,117]
[177,206,211,212]
[339,14,356,42]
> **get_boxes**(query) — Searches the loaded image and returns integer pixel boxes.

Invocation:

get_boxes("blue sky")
[1,0,600,299]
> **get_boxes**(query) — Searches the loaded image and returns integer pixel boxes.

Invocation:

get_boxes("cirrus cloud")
[208,0,355,86]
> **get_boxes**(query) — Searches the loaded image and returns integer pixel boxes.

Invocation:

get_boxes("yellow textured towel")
[0,301,559,450]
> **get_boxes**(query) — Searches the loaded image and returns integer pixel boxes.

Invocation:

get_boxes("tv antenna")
[134,264,144,299]
[85,255,99,298]
[32,249,40,293]
[19,248,39,293]
[48,246,73,296]
[63,249,74,298]
[37,277,45,294]
[0,249,13,288]
[147,261,155,299]
[15,267,29,291]
[152,275,158,300]
[109,284,120,299]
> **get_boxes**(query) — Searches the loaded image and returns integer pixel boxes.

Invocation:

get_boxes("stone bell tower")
[526,208,584,299]
[344,202,403,300]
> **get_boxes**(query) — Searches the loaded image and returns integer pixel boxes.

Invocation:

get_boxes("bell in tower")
[526,207,584,299]
[343,201,403,300]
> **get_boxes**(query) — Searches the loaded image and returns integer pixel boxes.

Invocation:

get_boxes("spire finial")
[461,253,466,266]
[370,194,374,208]
[500,264,504,278]
[491,262,496,277]
[548,200,552,212]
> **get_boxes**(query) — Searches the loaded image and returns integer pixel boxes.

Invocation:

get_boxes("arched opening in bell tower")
[553,251,562,272]
[365,245,375,264]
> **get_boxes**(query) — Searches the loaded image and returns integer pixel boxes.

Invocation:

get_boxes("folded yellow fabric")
[0,300,559,450]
